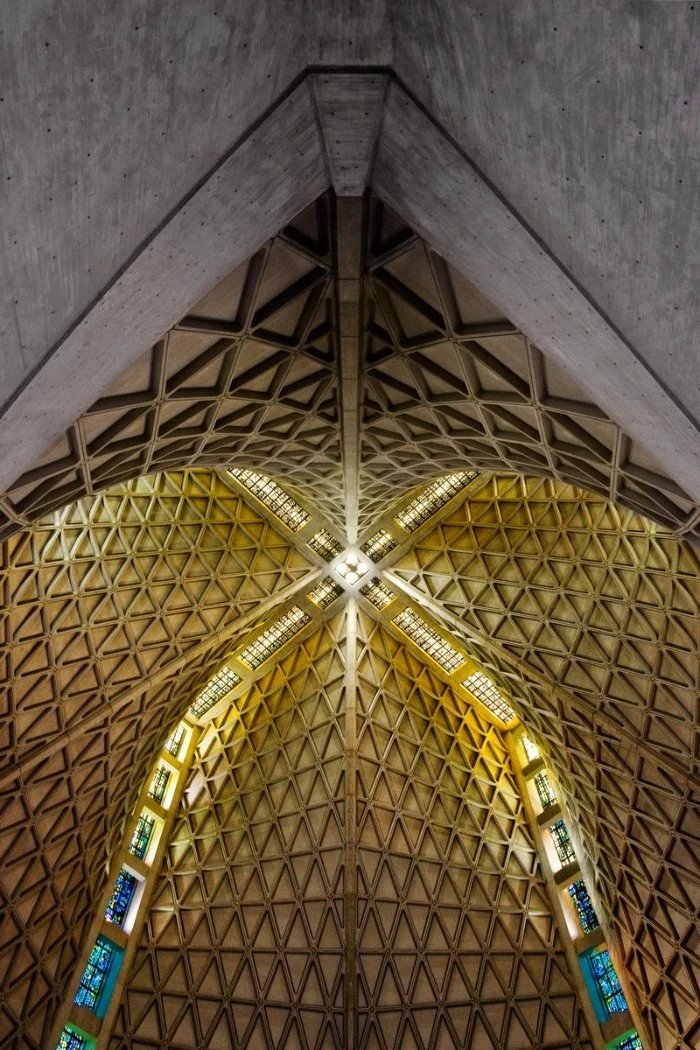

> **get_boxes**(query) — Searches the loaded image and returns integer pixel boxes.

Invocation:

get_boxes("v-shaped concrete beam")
[2,69,698,513]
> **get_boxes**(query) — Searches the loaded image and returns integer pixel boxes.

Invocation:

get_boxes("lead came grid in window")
[147,764,171,804]
[163,723,185,758]
[104,868,138,927]
[228,469,310,531]
[129,814,155,860]
[190,666,241,718]
[588,948,628,1016]
[74,938,114,1011]
[462,670,515,723]
[360,529,398,561]
[393,608,465,674]
[567,879,599,935]
[57,1027,85,1050]
[615,1035,642,1050]
[238,606,311,670]
[308,529,343,560]
[360,577,396,610]
[395,471,479,532]
[307,577,344,609]
[549,818,576,866]
[534,770,556,809]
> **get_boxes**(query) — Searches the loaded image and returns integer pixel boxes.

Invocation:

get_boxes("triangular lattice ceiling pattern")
[389,474,700,1049]
[109,609,596,1050]
[0,181,698,1050]
[1,193,699,547]
[0,470,317,1049]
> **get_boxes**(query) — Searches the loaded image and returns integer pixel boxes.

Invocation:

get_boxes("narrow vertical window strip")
[104,869,138,927]
[588,948,628,1016]
[549,818,576,866]
[615,1034,642,1050]
[567,878,600,935]
[147,764,171,804]
[534,770,556,809]
[522,737,540,762]
[129,814,155,860]
[57,1028,85,1050]
[163,723,185,758]
[74,938,114,1011]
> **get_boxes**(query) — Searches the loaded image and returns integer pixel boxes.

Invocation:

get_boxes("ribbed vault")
[2,193,698,547]
[108,609,595,1050]
[0,177,698,1050]
[389,474,700,1049]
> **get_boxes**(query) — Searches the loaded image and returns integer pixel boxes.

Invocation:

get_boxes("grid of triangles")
[110,615,348,1050]
[109,607,596,1050]
[0,469,315,1050]
[354,612,595,1050]
[391,474,700,1049]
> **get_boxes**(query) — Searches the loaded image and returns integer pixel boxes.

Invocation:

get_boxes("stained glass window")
[462,670,515,723]
[567,878,599,934]
[588,947,628,1015]
[57,1028,85,1050]
[393,608,465,674]
[129,813,155,860]
[228,469,309,530]
[549,819,576,866]
[615,1034,642,1050]
[522,737,540,762]
[360,577,396,610]
[74,937,114,1011]
[190,666,241,718]
[164,723,186,757]
[395,471,479,532]
[147,764,171,804]
[238,606,311,669]
[534,770,556,808]
[105,868,138,926]
[307,576,343,608]
[361,529,398,560]
[308,529,343,560]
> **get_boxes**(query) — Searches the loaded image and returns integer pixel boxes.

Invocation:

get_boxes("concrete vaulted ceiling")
[0,5,699,1050]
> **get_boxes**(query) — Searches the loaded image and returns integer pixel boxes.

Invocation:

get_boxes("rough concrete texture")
[0,1,697,479]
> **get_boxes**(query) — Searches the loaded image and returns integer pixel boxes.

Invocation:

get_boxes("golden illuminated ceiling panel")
[110,607,596,1050]
[0,470,318,1048]
[110,614,348,1049]
[390,473,700,1049]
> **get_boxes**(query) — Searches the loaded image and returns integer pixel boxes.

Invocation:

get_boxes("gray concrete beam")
[0,80,329,492]
[371,79,700,503]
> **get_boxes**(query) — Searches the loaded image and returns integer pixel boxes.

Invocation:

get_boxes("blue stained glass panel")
[74,938,114,1011]
[549,819,576,865]
[105,868,137,926]
[567,878,599,934]
[589,947,628,1016]
[129,814,155,859]
[57,1028,85,1050]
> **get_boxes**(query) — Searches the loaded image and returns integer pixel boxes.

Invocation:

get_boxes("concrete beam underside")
[1,69,698,511]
